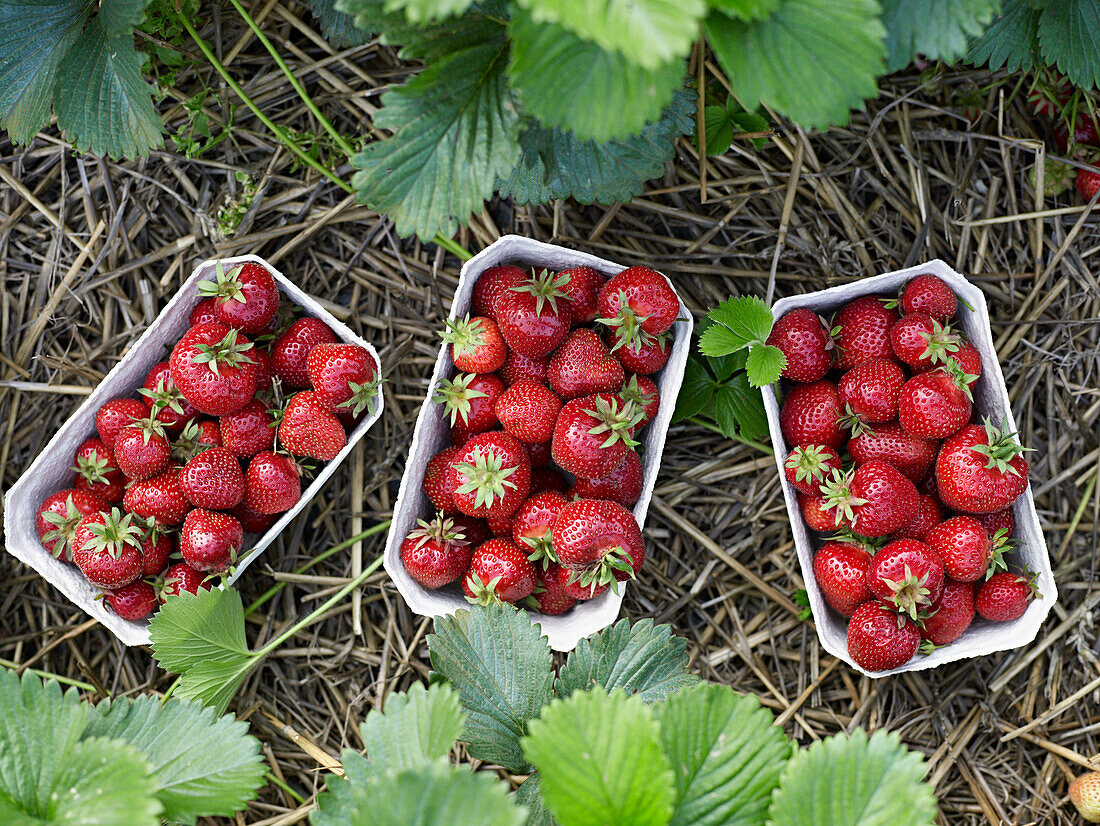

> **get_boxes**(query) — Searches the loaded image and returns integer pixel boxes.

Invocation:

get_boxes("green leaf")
[497,87,695,205]
[508,9,685,142]
[310,0,374,46]
[711,346,749,379]
[82,695,266,825]
[99,0,153,35]
[427,604,555,773]
[339,0,500,61]
[42,738,162,826]
[1037,0,1100,90]
[744,343,786,387]
[358,683,466,776]
[655,684,791,826]
[704,105,736,155]
[0,0,89,145]
[672,357,717,422]
[557,618,699,703]
[514,0,704,70]
[523,688,675,826]
[54,18,163,158]
[699,296,775,356]
[707,0,780,20]
[966,0,1038,72]
[882,0,1000,71]
[730,110,770,148]
[514,774,560,826]
[713,374,768,442]
[385,0,477,22]
[706,0,885,130]
[698,322,748,357]
[768,729,937,826]
[313,752,375,826]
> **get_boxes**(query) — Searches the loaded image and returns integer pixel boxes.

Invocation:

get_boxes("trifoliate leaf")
[514,0,704,70]
[508,8,686,142]
[882,0,1000,71]
[706,0,885,130]
[699,295,775,356]
[713,374,768,442]
[768,729,937,826]
[514,774,560,826]
[310,0,374,46]
[384,0,477,22]
[698,323,746,358]
[45,738,163,826]
[966,0,1038,72]
[427,604,554,773]
[1037,0,1100,90]
[358,683,466,777]
[672,357,718,422]
[745,343,786,387]
[656,684,792,826]
[707,0,780,21]
[523,688,675,826]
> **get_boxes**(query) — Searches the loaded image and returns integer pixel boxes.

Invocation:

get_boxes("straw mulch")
[1,6,1098,824]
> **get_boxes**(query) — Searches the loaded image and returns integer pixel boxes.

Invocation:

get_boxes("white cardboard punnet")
[761,260,1057,677]
[3,255,384,646]
[383,235,693,651]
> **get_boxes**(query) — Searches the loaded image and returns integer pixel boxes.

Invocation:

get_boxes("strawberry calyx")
[619,375,655,413]
[440,315,489,359]
[337,377,382,419]
[509,269,570,316]
[84,508,143,560]
[196,261,249,304]
[918,639,944,656]
[986,528,1013,579]
[454,451,518,509]
[463,570,505,607]
[41,494,87,559]
[172,419,218,462]
[839,404,876,437]
[785,445,839,488]
[826,528,886,553]
[918,319,962,365]
[880,563,934,621]
[73,448,113,484]
[970,417,1034,475]
[598,290,653,352]
[193,328,256,374]
[126,415,169,447]
[138,379,187,418]
[582,396,643,449]
[521,530,557,570]
[433,373,489,426]
[407,514,468,552]
[940,361,978,401]
[819,469,868,528]
[568,545,635,595]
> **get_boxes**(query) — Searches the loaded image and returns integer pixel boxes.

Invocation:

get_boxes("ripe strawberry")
[558,266,605,324]
[865,538,944,619]
[1077,168,1100,201]
[138,525,173,576]
[548,328,625,400]
[172,418,222,463]
[113,418,172,481]
[495,380,562,444]
[608,329,669,376]
[848,421,936,483]
[423,446,463,514]
[198,261,280,334]
[812,541,873,617]
[919,578,975,647]
[463,538,537,604]
[596,266,679,338]
[72,508,144,589]
[451,515,491,548]
[170,322,259,415]
[1055,112,1100,153]
[512,491,568,568]
[526,440,551,468]
[526,564,578,615]
[400,514,472,589]
[619,375,658,430]
[472,264,526,320]
[926,516,993,582]
[945,341,982,383]
[892,494,942,541]
[783,445,841,495]
[105,580,158,621]
[435,373,502,437]
[139,361,198,432]
[189,297,219,326]
[251,348,275,393]
[279,391,346,461]
[124,469,189,527]
[889,313,961,370]
[838,357,905,426]
[1069,773,1100,823]
[306,342,381,418]
[778,380,844,449]
[72,437,125,502]
[974,508,1014,539]
[486,511,514,537]
[573,449,643,507]
[898,366,972,440]
[37,489,107,562]
[441,315,506,373]
[501,351,549,385]
[832,296,898,370]
[219,400,275,457]
[898,274,956,320]
[821,461,918,537]
[766,308,832,383]
[180,508,243,573]
[552,393,641,479]
[179,446,244,510]
[976,570,1038,621]
[231,501,279,534]
[450,432,531,519]
[846,600,920,672]
[272,317,338,387]
[531,466,569,495]
[243,452,301,514]
[552,499,644,589]
[95,398,147,450]
[553,562,610,601]
[158,562,212,601]
[798,492,837,532]
[936,420,1030,513]
[496,269,573,358]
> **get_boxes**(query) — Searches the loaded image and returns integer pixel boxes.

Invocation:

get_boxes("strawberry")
[798,492,837,532]
[463,538,537,604]
[139,361,198,432]
[158,562,212,601]
[400,514,472,588]
[832,296,898,370]
[450,432,531,519]
[619,375,658,429]
[243,452,301,514]
[766,308,832,383]
[936,420,1030,513]
[231,501,279,534]
[272,317,338,387]
[557,266,605,324]
[486,511,514,537]
[494,380,562,444]
[180,508,243,573]
[1069,773,1100,823]
[945,342,982,383]
[778,380,844,449]
[72,508,144,589]
[1055,112,1100,153]
[139,525,173,576]
[975,570,1038,621]
[512,491,568,568]
[531,467,569,495]
[219,400,275,457]
[189,297,219,326]
[596,266,679,338]
[441,315,506,374]
[1077,167,1100,201]
[919,578,974,647]
[812,541,873,617]
[926,516,993,582]
[180,446,245,509]
[423,446,463,514]
[72,437,125,502]
[123,468,189,527]
[892,494,941,541]
[450,515,491,548]
[898,274,957,320]
[198,261,280,334]
[552,499,644,589]
[608,329,669,376]
[279,391,346,461]
[848,421,936,483]
[526,440,551,468]
[170,322,259,415]
[573,449,643,507]
[552,393,641,479]
[472,265,526,320]
[838,357,905,426]
[95,398,147,450]
[113,417,172,481]
[501,351,549,385]
[548,328,625,400]
[846,601,920,671]
[865,538,944,619]
[1026,70,1071,118]
[435,373,502,437]
[251,348,275,393]
[783,445,841,495]
[897,365,973,440]
[496,269,573,358]
[974,508,1014,539]
[105,580,158,621]
[889,313,961,370]
[553,561,610,601]
[821,461,918,537]
[526,564,578,615]
[36,489,107,562]
[306,342,381,417]
[172,418,222,463]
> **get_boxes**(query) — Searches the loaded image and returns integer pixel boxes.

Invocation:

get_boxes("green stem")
[688,416,773,455]
[0,658,96,692]
[266,770,306,805]
[433,234,473,261]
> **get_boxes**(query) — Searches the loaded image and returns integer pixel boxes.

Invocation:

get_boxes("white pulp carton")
[383,235,693,651]
[761,260,1057,677]
[3,255,384,646]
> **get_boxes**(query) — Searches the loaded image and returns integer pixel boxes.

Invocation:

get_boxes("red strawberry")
[783,445,842,495]
[251,348,274,393]
[821,460,918,537]
[597,266,679,338]
[832,296,898,370]
[531,467,569,495]
[72,437,125,502]
[848,421,937,483]
[1077,168,1100,201]
[400,514,472,589]
[450,432,531,519]
[189,297,219,327]
[974,508,1014,539]
[486,511,514,537]
[573,449,643,507]
[441,316,507,374]
[219,400,275,458]
[552,393,641,479]
[198,261,280,334]
[766,308,832,383]
[553,562,610,601]
[139,525,173,576]
[946,342,982,383]
[495,380,562,444]
[113,418,172,481]
[501,351,549,385]
[1026,70,1071,118]
[231,501,279,534]
[123,469,189,527]
[451,515,491,548]
[72,508,144,589]
[897,366,972,440]
[552,499,644,590]
[976,570,1038,621]
[472,265,526,320]
[936,420,1030,513]
[619,375,658,430]
[158,562,212,601]
[526,564,578,615]
[889,313,962,370]
[846,601,920,671]
[170,322,259,415]
[812,541,873,617]
[243,452,301,514]
[272,317,338,388]
[892,494,942,541]
[496,269,573,358]
[608,329,669,376]
[306,342,381,418]
[279,391,346,461]
[180,508,243,573]
[919,578,975,647]
[36,489,107,562]
[865,538,944,619]
[926,516,993,582]
[526,440,551,468]
[435,373,503,437]
[558,266,605,324]
[95,398,147,450]
[798,492,837,532]
[512,490,568,568]
[1055,113,1100,153]
[139,361,198,432]
[105,580,158,621]
[898,275,957,320]
[172,418,222,463]
[838,358,905,426]
[548,329,625,400]
[180,446,245,510]
[423,446,463,514]
[778,380,844,449]
[463,538,537,604]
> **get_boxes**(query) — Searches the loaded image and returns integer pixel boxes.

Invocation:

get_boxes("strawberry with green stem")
[897,363,974,440]
[846,600,920,671]
[433,373,502,437]
[172,418,222,463]
[170,322,259,415]
[619,374,658,429]
[935,419,1031,513]
[552,499,644,594]
[400,514,472,589]
[104,580,158,621]
[976,570,1039,621]
[198,260,280,334]
[783,444,841,495]
[865,538,945,620]
[140,361,198,432]
[463,538,536,604]
[552,393,642,479]
[889,313,962,370]
[72,437,125,502]
[926,515,995,582]
[511,491,567,569]
[157,561,212,601]
[137,519,173,577]
[72,507,144,589]
[36,489,107,562]
[596,266,679,340]
[525,564,577,615]
[496,269,573,358]
[608,328,669,375]
[895,274,957,320]
[306,342,381,418]
[113,416,172,481]
[441,315,506,374]
[820,460,918,537]
[449,432,531,520]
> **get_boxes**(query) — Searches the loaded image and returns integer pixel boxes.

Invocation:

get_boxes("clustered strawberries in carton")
[768,274,1038,672]
[34,262,380,622]
[399,263,680,615]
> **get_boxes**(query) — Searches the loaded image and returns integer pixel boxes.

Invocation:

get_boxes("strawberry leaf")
[966,0,1039,73]
[356,683,466,777]
[378,0,476,23]
[514,774,559,826]
[1037,0,1100,90]
[672,357,717,422]
[700,296,774,356]
[309,0,373,46]
[713,374,768,442]
[707,0,780,21]
[882,0,1000,72]
[744,342,786,387]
